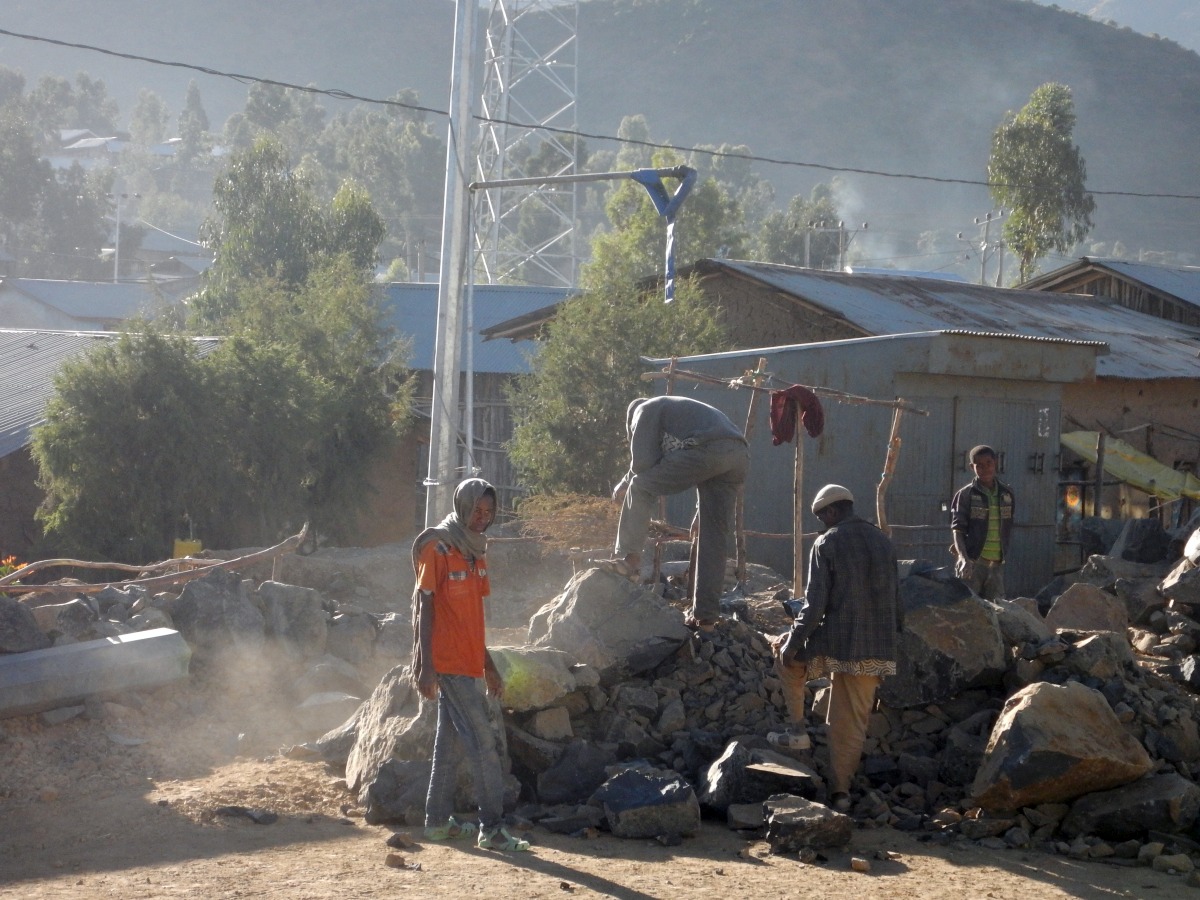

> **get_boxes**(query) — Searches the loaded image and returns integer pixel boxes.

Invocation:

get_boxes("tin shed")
[648,330,1102,598]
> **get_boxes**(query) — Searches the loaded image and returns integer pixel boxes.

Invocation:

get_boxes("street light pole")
[425,0,478,526]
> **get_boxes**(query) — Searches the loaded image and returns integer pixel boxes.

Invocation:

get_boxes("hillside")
[3,0,1200,267]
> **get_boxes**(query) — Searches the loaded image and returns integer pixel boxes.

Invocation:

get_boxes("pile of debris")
[4,520,1200,882]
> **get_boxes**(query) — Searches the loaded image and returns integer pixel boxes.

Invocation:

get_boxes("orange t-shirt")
[417,539,490,678]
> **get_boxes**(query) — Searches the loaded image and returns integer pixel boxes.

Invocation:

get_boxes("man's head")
[453,478,497,533]
[969,445,998,488]
[811,483,854,528]
[626,397,650,438]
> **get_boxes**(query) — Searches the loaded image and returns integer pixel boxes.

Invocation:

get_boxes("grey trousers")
[615,437,748,621]
[425,674,505,829]
[967,558,1005,600]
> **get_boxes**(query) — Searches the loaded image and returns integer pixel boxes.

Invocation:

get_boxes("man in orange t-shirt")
[413,478,529,852]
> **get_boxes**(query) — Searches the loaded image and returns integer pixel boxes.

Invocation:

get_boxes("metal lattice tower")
[474,0,580,287]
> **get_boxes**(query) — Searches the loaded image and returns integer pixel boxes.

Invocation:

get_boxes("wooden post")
[1093,432,1106,518]
[735,357,769,584]
[793,437,805,597]
[875,406,904,537]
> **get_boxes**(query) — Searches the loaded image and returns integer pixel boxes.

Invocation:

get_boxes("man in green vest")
[950,445,1015,600]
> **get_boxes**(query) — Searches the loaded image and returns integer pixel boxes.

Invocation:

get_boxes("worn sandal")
[684,614,718,634]
[477,825,530,852]
[423,816,478,841]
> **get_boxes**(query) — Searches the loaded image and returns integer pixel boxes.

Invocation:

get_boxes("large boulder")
[1109,517,1172,564]
[971,681,1154,812]
[489,646,593,713]
[166,569,264,656]
[1061,773,1200,840]
[528,569,691,682]
[1044,583,1128,634]
[257,581,328,657]
[764,794,852,851]
[1161,557,1200,610]
[343,665,436,795]
[879,571,1007,708]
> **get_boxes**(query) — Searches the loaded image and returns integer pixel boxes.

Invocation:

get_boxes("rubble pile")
[5,520,1200,882]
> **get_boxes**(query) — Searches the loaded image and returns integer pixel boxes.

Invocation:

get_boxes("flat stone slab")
[0,628,191,718]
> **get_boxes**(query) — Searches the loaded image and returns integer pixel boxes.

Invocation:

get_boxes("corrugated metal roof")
[711,260,1200,380]
[2,278,164,322]
[0,330,220,459]
[380,282,571,373]
[1084,258,1200,308]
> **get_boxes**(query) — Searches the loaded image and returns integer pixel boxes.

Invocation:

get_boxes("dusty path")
[0,754,1191,900]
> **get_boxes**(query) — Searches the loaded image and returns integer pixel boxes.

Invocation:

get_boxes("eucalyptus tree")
[988,82,1095,282]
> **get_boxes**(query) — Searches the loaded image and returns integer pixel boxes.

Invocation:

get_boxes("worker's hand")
[775,630,803,665]
[482,653,504,699]
[415,660,438,700]
[955,557,974,581]
[612,480,628,504]
[484,666,503,699]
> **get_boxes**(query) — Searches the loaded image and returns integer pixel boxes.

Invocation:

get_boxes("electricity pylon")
[474,0,580,287]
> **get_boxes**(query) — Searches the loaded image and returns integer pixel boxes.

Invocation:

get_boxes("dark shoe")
[830,792,851,814]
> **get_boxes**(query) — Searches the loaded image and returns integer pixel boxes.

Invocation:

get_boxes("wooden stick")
[793,437,805,597]
[875,406,905,537]
[735,357,769,584]
[1,525,310,597]
[642,366,928,415]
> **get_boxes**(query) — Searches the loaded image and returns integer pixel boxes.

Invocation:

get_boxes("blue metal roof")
[1081,257,1200,309]
[712,260,1200,381]
[0,330,220,459]
[2,278,163,322]
[380,282,569,373]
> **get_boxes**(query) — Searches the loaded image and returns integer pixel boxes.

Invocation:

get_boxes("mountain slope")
[3,0,1199,263]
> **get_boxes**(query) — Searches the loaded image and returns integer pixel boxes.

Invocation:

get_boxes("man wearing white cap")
[769,484,902,814]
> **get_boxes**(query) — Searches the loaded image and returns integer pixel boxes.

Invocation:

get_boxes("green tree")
[508,148,733,496]
[194,136,384,327]
[33,260,414,559]
[506,277,727,496]
[177,80,211,163]
[988,82,1095,282]
[129,89,170,146]
[32,330,218,561]
[0,103,111,278]
[752,183,842,267]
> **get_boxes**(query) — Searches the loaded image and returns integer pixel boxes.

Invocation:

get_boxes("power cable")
[5,25,1200,202]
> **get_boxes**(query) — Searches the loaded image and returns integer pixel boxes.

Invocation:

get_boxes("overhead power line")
[4,24,1200,202]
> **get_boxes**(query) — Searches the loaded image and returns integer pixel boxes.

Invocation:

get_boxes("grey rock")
[593,769,700,839]
[764,794,852,851]
[326,612,376,666]
[0,595,52,653]
[1061,773,1200,840]
[257,581,328,657]
[537,740,617,805]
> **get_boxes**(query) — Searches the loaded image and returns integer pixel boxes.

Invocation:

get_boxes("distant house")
[486,258,1200,552]
[1022,257,1200,328]
[0,278,190,331]
[133,227,215,280]
[645,331,1101,596]
[0,282,571,557]
[377,282,572,534]
[46,135,127,171]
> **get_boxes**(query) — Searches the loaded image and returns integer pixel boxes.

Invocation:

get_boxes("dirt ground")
[2,658,1197,900]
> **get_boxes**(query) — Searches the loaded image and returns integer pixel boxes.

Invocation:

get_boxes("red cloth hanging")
[770,385,825,444]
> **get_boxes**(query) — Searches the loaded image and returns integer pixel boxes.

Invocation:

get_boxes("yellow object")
[173,539,203,558]
[1061,431,1200,501]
